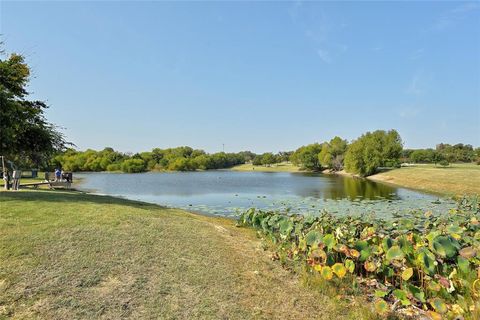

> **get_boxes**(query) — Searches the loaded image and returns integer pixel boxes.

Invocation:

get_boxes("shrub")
[106,163,121,172]
[438,160,450,167]
[121,159,146,173]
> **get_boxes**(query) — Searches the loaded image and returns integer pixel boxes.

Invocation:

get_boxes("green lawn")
[231,162,301,173]
[0,190,376,319]
[369,163,480,196]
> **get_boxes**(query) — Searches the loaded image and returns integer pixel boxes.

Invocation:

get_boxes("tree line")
[402,144,479,165]
[52,147,249,173]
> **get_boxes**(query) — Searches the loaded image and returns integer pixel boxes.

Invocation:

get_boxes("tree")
[261,153,276,166]
[344,130,403,177]
[318,137,348,171]
[1,48,68,168]
[291,143,323,171]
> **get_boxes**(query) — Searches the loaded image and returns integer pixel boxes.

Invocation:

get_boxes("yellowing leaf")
[313,264,322,272]
[321,266,333,280]
[332,263,346,278]
[374,299,389,315]
[364,261,376,272]
[427,310,442,320]
[402,268,414,281]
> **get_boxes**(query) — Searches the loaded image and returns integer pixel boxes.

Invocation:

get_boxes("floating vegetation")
[238,196,480,318]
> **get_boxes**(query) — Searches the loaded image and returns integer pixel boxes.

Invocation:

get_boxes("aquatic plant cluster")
[238,197,480,319]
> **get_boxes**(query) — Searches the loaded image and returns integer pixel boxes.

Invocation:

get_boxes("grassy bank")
[231,162,301,173]
[369,163,480,196]
[0,190,376,319]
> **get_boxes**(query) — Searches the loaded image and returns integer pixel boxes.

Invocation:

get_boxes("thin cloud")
[288,1,345,64]
[432,2,479,31]
[406,70,430,96]
[317,49,332,63]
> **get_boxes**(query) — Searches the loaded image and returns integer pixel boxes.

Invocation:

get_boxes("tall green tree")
[318,136,348,171]
[1,48,68,168]
[344,130,403,177]
[291,143,323,171]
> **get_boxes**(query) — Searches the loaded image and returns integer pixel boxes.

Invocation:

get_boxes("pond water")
[75,171,455,218]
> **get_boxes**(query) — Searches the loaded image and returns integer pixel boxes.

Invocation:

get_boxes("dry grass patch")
[0,190,377,319]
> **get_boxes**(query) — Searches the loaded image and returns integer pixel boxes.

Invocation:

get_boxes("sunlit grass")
[1,190,376,319]
[370,163,480,196]
[231,162,301,172]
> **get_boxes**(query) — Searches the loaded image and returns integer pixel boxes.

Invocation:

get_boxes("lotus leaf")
[321,266,333,280]
[305,230,322,246]
[432,236,459,258]
[344,259,355,273]
[459,246,476,259]
[386,246,404,262]
[430,297,447,314]
[332,263,346,278]
[374,299,389,315]
[402,268,414,281]
[393,289,410,306]
[323,234,336,250]
[364,261,376,272]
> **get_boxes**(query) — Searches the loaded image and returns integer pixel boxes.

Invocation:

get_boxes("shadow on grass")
[0,189,165,211]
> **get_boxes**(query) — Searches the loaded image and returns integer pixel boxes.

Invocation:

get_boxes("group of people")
[54,168,72,183]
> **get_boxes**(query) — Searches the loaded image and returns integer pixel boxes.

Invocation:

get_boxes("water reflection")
[75,171,452,217]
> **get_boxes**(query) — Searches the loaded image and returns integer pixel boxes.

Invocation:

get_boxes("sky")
[1,1,479,153]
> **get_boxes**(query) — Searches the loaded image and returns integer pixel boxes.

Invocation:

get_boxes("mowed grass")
[0,190,376,319]
[231,162,301,173]
[370,163,480,196]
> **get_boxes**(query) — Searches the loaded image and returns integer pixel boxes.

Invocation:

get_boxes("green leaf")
[457,256,470,274]
[416,248,436,276]
[374,290,388,298]
[344,259,355,273]
[432,236,459,258]
[305,230,322,246]
[279,219,293,236]
[323,234,336,250]
[386,246,404,262]
[393,289,411,306]
[382,237,394,252]
[407,284,426,303]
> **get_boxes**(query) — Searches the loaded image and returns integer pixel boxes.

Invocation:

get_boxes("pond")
[75,171,455,218]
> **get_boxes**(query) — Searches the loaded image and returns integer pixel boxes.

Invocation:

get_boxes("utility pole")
[222,144,225,152]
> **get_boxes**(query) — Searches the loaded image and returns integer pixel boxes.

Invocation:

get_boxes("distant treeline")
[51,130,479,177]
[53,147,252,173]
[402,143,479,164]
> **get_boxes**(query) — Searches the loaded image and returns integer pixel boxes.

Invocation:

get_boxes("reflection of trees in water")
[342,177,397,200]
[294,175,398,200]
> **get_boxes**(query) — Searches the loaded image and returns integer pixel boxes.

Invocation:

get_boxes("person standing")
[55,168,61,182]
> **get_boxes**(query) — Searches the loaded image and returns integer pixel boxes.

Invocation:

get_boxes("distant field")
[369,163,480,196]
[231,162,301,172]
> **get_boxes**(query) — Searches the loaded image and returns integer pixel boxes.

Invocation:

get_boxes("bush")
[438,160,450,167]
[106,163,121,172]
[121,159,146,173]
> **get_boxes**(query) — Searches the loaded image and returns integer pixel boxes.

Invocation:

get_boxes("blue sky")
[1,1,479,153]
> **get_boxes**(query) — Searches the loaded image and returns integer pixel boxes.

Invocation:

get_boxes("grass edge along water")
[237,196,480,319]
